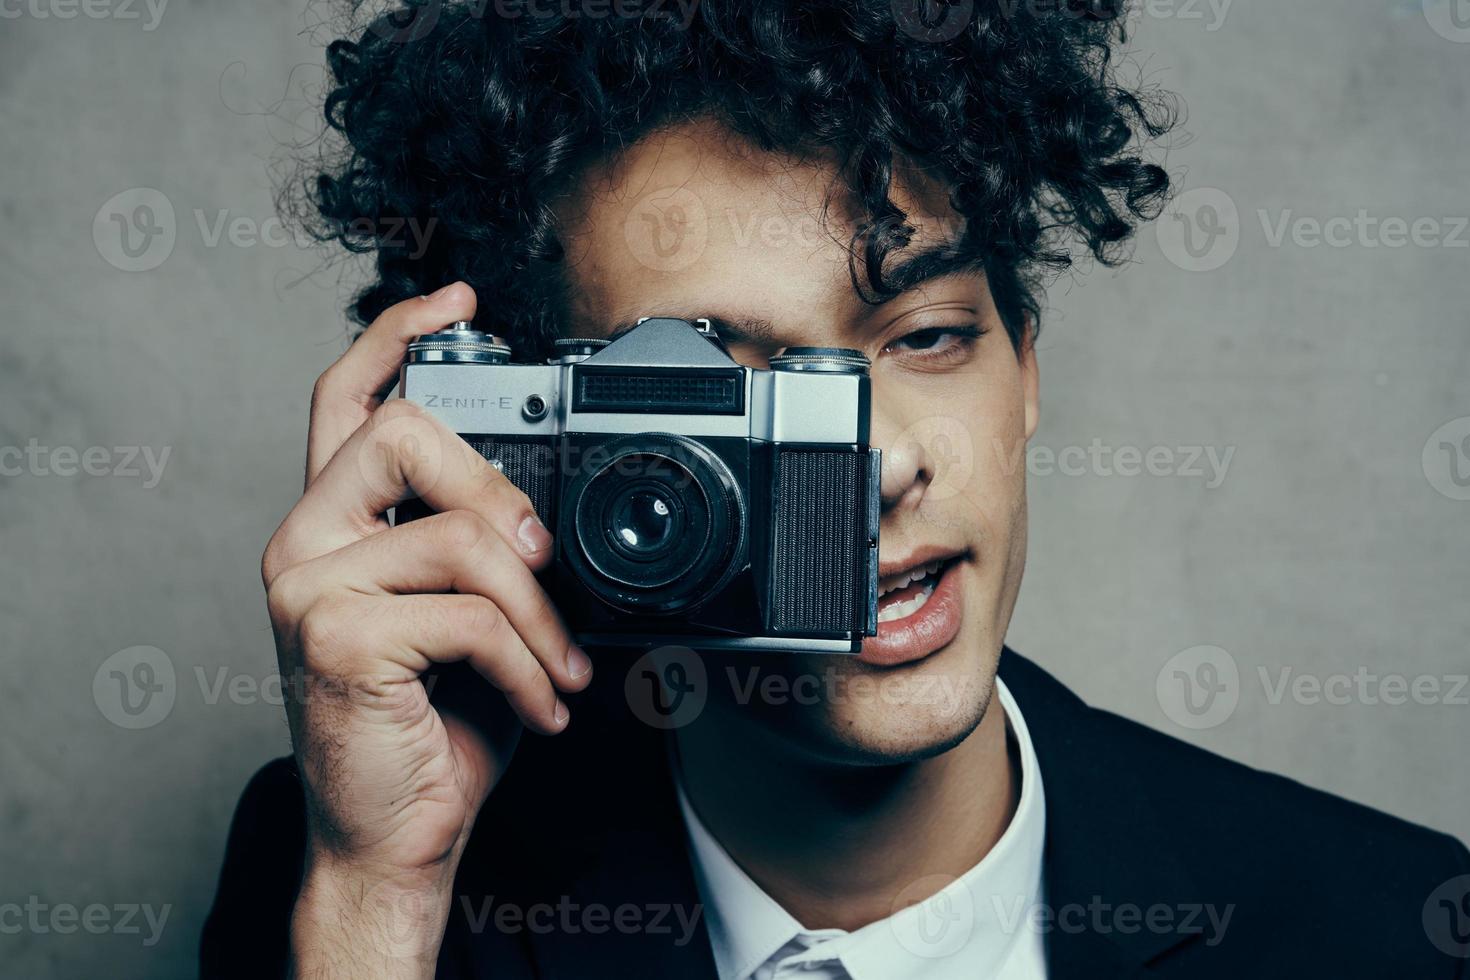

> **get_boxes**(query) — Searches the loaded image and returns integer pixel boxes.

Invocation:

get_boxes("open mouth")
[876,557,955,624]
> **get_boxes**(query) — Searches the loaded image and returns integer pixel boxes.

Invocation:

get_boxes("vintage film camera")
[398,316,880,653]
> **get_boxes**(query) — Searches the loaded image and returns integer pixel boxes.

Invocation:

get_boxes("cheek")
[881,365,1027,494]
[968,370,1030,522]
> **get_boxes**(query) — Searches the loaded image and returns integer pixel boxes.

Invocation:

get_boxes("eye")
[883,325,984,360]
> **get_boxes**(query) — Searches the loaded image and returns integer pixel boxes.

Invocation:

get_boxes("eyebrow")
[876,236,987,294]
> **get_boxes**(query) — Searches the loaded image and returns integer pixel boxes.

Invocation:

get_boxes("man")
[202,1,1470,977]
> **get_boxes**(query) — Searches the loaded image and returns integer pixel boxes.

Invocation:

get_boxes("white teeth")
[877,581,936,623]
[878,559,946,598]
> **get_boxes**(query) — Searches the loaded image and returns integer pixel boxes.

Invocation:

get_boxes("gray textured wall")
[1,2,1467,977]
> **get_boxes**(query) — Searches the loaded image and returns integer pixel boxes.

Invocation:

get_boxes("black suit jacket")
[201,649,1470,978]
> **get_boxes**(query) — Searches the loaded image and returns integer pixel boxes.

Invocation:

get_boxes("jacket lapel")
[524,823,720,979]
[519,680,720,979]
[998,650,1204,977]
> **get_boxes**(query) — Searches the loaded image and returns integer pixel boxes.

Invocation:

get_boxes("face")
[555,119,1039,764]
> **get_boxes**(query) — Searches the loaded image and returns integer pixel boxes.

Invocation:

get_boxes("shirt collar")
[675,676,1047,980]
[676,770,817,979]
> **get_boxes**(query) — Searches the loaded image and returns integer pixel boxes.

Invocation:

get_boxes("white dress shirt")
[675,677,1049,980]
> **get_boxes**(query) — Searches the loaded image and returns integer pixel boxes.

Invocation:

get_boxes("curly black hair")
[304,0,1175,356]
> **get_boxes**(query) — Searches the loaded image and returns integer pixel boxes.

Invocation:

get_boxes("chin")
[713,634,1002,768]
[804,699,991,767]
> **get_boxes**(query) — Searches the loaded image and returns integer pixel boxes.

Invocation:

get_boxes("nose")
[872,401,932,512]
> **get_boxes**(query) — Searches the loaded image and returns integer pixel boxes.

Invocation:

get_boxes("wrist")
[291,848,457,979]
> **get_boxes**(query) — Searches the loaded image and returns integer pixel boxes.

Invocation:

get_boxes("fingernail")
[553,699,570,727]
[517,514,553,556]
[423,282,456,301]
[566,645,592,680]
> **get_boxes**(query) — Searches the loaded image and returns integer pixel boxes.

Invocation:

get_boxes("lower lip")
[856,559,965,668]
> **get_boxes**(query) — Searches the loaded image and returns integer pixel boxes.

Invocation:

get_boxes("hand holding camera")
[259,283,592,976]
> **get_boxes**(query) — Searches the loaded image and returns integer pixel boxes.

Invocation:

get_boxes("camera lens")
[562,435,745,615]
[576,454,704,588]
[607,486,681,560]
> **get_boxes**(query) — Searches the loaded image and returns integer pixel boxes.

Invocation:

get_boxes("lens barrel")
[561,434,745,615]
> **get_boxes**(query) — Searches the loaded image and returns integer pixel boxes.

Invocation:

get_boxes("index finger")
[269,399,554,580]
[306,282,477,487]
